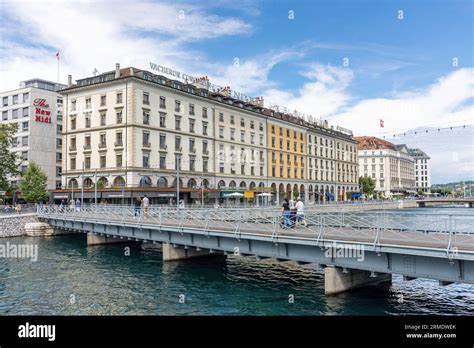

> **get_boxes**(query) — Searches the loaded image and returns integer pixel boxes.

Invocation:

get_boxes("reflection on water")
[0,207,473,315]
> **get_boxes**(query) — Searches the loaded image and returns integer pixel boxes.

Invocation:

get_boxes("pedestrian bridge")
[37,206,474,295]
[416,198,474,208]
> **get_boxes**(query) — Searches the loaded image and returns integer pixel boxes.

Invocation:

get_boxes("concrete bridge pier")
[87,232,126,246]
[324,266,391,295]
[162,243,226,262]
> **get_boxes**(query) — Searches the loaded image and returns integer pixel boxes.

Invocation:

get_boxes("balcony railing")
[69,145,77,151]
[98,143,107,149]
[142,142,151,148]
[83,144,91,150]
[114,141,123,147]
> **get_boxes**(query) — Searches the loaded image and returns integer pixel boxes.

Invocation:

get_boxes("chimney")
[115,63,120,78]
[67,75,72,87]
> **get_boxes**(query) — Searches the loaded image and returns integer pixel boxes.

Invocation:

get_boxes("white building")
[355,137,416,197]
[408,148,431,193]
[0,79,65,193]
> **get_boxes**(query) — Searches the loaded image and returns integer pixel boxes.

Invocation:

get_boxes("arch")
[218,180,226,189]
[279,183,285,192]
[139,176,151,188]
[83,177,93,188]
[229,180,236,188]
[172,178,184,188]
[157,177,168,188]
[258,182,265,188]
[239,181,246,188]
[249,182,256,190]
[309,185,313,193]
[98,177,109,188]
[68,178,78,189]
[113,176,125,188]
[286,184,292,196]
[187,178,197,188]
[271,183,277,191]
[202,179,210,188]
[300,184,305,193]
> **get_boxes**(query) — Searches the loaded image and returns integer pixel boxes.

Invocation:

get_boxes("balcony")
[190,148,196,154]
[203,150,209,156]
[142,142,151,148]
[69,145,77,151]
[83,144,91,150]
[114,141,123,147]
[175,147,182,153]
[159,144,167,150]
[98,143,107,149]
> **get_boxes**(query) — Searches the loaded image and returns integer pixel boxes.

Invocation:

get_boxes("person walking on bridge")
[295,197,307,227]
[142,195,150,219]
[134,197,141,218]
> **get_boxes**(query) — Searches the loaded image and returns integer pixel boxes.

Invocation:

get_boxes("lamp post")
[176,155,181,208]
[81,161,84,207]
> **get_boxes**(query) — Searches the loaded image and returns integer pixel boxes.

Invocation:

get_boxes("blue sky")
[0,0,472,183]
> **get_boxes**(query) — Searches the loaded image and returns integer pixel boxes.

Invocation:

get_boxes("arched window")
[202,179,210,188]
[68,178,78,189]
[271,183,277,191]
[97,177,108,188]
[218,180,226,189]
[139,176,152,188]
[187,178,197,188]
[113,176,125,188]
[239,181,246,188]
[258,182,265,188]
[229,180,236,188]
[279,183,285,192]
[157,177,168,188]
[83,178,93,188]
[172,178,184,188]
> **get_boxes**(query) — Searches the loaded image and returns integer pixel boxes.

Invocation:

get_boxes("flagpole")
[57,50,60,85]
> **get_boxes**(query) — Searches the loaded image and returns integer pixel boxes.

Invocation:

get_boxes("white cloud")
[0,0,252,91]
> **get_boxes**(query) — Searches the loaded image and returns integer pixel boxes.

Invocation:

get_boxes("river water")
[0,207,473,315]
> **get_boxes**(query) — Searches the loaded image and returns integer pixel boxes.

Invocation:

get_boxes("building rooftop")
[60,64,355,142]
[408,148,430,159]
[354,136,397,151]
[20,78,67,92]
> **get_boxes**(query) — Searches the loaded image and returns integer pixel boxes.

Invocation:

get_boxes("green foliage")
[293,187,299,200]
[0,124,20,192]
[359,176,376,196]
[20,162,49,202]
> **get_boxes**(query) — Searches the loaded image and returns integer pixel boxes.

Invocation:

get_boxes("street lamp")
[176,155,181,208]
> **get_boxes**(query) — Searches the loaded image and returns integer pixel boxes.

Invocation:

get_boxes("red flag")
[56,51,59,60]
[380,119,384,128]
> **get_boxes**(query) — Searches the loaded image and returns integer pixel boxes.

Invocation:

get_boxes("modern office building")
[408,148,431,193]
[0,79,66,195]
[56,63,358,204]
[355,136,416,197]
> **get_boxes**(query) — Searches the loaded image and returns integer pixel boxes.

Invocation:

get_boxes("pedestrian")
[142,195,149,218]
[75,198,81,212]
[282,198,291,228]
[59,200,64,212]
[15,202,22,214]
[69,199,74,211]
[295,197,307,227]
[134,197,141,218]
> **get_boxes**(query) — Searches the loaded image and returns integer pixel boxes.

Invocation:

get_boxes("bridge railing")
[37,205,473,257]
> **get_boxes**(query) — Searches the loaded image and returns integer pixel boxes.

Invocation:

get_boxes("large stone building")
[355,136,416,197]
[0,79,65,195]
[56,63,358,205]
[408,148,431,193]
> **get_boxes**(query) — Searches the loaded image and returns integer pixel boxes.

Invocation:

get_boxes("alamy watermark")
[324,242,365,262]
[0,241,38,262]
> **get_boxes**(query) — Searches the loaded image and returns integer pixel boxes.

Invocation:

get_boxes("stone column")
[324,266,391,295]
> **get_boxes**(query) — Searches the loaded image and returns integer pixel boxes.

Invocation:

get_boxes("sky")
[0,0,472,184]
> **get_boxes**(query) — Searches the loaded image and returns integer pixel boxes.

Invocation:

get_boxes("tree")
[293,186,299,200]
[359,176,375,196]
[20,162,49,202]
[0,124,19,193]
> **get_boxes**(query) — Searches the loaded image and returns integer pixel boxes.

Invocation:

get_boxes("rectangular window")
[189,119,195,133]
[22,136,28,146]
[22,121,29,131]
[175,116,181,130]
[203,141,208,154]
[116,110,123,124]
[250,120,254,129]
[85,97,91,109]
[12,94,18,105]
[175,100,181,112]
[56,152,61,162]
[202,121,208,136]
[71,100,76,111]
[219,163,224,174]
[250,133,255,144]
[100,112,106,126]
[240,131,245,142]
[219,127,224,139]
[116,154,122,168]
[2,111,7,120]
[143,131,150,146]
[160,155,166,169]
[159,112,166,127]
[21,151,28,161]
[230,129,235,141]
[12,109,18,119]
[99,133,106,147]
[143,154,149,168]
[22,107,29,117]
[85,156,91,169]
[230,115,235,124]
[2,96,7,107]
[160,134,166,149]
[143,92,149,105]
[70,158,76,170]
[240,118,245,127]
[116,92,122,104]
[99,155,106,168]
[203,159,208,173]
[85,116,91,128]
[100,95,106,106]
[189,158,195,172]
[115,132,122,146]
[219,112,224,122]
[160,96,166,108]
[175,136,181,151]
[143,110,150,125]
[202,107,207,118]
[189,104,194,115]
[189,139,195,153]
[23,93,29,103]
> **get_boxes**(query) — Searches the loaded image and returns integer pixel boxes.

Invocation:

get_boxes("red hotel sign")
[33,98,51,123]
